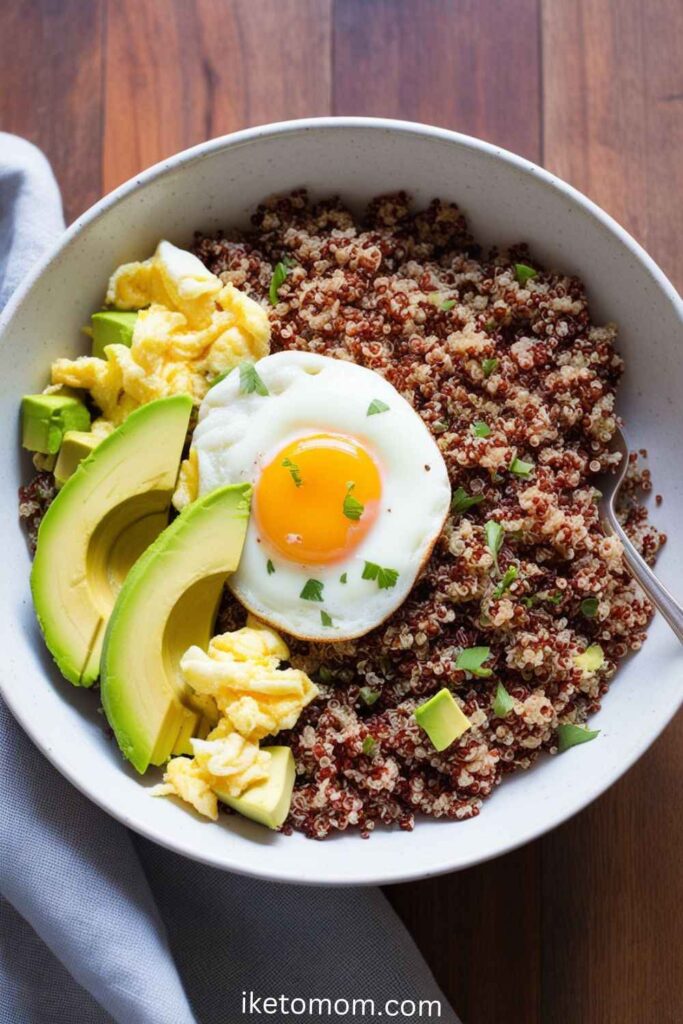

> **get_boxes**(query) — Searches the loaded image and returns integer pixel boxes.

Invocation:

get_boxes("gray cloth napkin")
[0,133,459,1024]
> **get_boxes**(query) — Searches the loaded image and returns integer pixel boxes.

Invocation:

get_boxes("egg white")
[193,351,451,641]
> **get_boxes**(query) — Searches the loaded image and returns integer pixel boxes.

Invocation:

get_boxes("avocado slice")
[415,688,471,752]
[216,746,295,829]
[31,395,192,687]
[54,430,100,488]
[91,311,138,358]
[22,393,91,454]
[100,483,252,774]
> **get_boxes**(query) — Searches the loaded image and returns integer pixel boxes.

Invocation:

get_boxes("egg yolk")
[255,433,382,565]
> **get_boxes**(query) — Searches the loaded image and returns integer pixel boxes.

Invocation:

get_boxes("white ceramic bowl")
[1,118,681,886]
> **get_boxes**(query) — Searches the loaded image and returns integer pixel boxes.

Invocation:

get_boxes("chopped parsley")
[482,357,499,377]
[580,596,599,618]
[471,421,492,438]
[269,261,290,305]
[514,263,538,286]
[441,298,456,311]
[300,579,324,602]
[266,559,275,575]
[340,572,347,584]
[282,457,302,487]
[432,419,449,433]
[484,520,505,571]
[367,398,390,416]
[483,319,497,334]
[320,610,334,627]
[456,646,493,678]
[493,565,518,599]
[451,486,485,516]
[362,561,399,590]
[538,590,563,605]
[318,666,334,683]
[493,681,515,717]
[359,686,380,707]
[509,456,534,478]
[557,723,600,753]
[343,482,364,521]
[362,735,378,757]
[239,361,269,396]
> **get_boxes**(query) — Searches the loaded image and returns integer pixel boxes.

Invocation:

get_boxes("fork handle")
[604,513,683,644]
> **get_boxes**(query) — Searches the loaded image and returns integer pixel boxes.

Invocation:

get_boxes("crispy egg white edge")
[193,351,452,641]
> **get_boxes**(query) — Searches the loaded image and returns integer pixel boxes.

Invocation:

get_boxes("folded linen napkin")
[0,133,460,1024]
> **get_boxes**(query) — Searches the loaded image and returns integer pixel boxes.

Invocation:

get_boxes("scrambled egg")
[173,446,199,511]
[153,619,317,820]
[153,730,271,821]
[180,617,319,742]
[51,241,270,431]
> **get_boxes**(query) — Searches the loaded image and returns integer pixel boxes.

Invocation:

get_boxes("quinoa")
[18,191,665,841]
[199,191,665,839]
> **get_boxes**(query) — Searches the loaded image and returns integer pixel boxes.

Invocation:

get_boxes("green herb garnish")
[493,681,515,717]
[269,261,289,305]
[456,646,493,678]
[580,597,599,618]
[514,263,537,286]
[557,723,600,753]
[538,590,563,605]
[509,456,534,478]
[441,298,456,311]
[266,559,275,575]
[483,319,496,334]
[451,487,485,516]
[318,666,334,683]
[343,482,364,521]
[239,361,269,396]
[340,572,347,584]
[208,368,234,389]
[367,398,390,417]
[362,561,399,590]
[362,735,377,757]
[472,421,492,438]
[320,610,334,627]
[493,565,518,599]
[282,457,302,487]
[300,579,324,602]
[432,419,449,433]
[482,357,499,377]
[484,520,505,571]
[359,687,380,707]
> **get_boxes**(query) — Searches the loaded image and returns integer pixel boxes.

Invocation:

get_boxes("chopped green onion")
[484,520,505,571]
[493,681,515,717]
[574,644,605,673]
[266,559,275,575]
[451,487,485,516]
[471,421,492,438]
[515,263,537,286]
[320,610,334,627]
[509,456,534,478]
[300,579,324,602]
[318,666,334,683]
[557,723,600,752]
[282,457,302,488]
[239,361,269,396]
[362,561,399,590]
[482,357,499,377]
[340,572,347,584]
[440,299,456,311]
[362,735,377,757]
[359,687,380,707]
[493,565,518,599]
[367,398,390,416]
[580,597,599,618]
[342,482,364,521]
[456,646,493,678]
[269,261,289,305]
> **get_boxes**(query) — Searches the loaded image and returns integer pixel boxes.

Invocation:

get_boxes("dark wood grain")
[0,3,681,1023]
[0,0,105,222]
[103,0,332,192]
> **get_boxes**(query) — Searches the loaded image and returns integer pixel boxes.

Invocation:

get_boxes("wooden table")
[2,2,681,1021]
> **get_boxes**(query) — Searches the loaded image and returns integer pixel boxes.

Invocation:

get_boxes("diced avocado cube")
[22,394,91,455]
[91,311,138,359]
[54,430,100,488]
[415,688,471,752]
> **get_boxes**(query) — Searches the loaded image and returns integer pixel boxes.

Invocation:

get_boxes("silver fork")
[597,426,683,643]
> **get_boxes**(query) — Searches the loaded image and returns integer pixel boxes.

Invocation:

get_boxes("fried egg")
[192,351,451,641]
